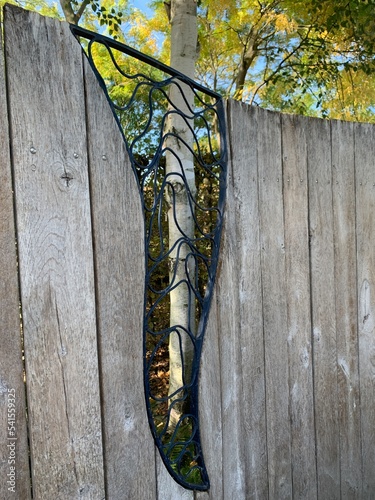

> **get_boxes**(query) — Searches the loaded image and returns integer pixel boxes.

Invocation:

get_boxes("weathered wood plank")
[4,7,105,498]
[281,113,317,499]
[331,119,362,498]
[354,122,375,497]
[157,454,194,500]
[83,56,157,499]
[197,294,223,500]
[257,108,292,499]
[214,100,247,499]
[3,9,375,498]
[307,117,340,498]
[229,101,268,499]
[0,21,32,500]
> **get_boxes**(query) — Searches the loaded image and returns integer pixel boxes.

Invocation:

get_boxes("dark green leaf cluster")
[90,2,123,37]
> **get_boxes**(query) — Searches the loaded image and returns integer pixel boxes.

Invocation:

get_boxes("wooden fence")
[1,6,374,499]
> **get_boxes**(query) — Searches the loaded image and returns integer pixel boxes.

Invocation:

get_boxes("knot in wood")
[61,171,74,187]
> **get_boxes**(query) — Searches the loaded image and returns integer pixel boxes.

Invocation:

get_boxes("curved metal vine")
[71,25,227,491]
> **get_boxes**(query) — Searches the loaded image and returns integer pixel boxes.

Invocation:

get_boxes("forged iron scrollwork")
[71,25,227,491]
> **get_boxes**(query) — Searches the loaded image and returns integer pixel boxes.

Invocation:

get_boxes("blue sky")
[129,0,153,17]
[50,0,154,21]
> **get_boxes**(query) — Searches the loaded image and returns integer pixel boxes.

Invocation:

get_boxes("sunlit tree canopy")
[2,0,375,121]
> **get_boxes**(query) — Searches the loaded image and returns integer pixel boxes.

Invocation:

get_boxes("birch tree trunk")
[165,0,198,430]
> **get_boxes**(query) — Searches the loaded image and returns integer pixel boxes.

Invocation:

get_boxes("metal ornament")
[71,25,227,491]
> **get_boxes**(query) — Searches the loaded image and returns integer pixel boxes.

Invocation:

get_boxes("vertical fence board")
[214,101,247,499]
[3,8,375,495]
[354,122,375,496]
[83,57,157,499]
[0,24,32,500]
[282,114,317,499]
[157,454,194,500]
[307,118,340,498]
[331,120,362,498]
[258,110,292,499]
[229,101,268,499]
[4,7,105,498]
[197,295,223,500]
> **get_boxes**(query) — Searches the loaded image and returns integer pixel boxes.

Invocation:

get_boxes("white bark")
[166,0,198,430]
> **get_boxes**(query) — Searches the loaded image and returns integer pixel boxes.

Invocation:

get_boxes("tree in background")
[0,0,60,20]
[2,0,375,485]
[149,0,375,122]
[162,0,198,431]
[0,0,126,37]
[59,0,125,36]
[0,0,201,433]
[3,0,375,120]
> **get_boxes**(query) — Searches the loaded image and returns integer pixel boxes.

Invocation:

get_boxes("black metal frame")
[71,24,227,491]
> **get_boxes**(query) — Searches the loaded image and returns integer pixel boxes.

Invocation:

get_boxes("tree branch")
[249,26,313,104]
[76,0,91,24]
[59,0,78,23]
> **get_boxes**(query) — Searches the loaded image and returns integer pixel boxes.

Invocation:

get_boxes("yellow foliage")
[0,0,61,20]
[128,14,158,55]
[323,70,375,123]
[274,12,297,33]
[8,0,375,122]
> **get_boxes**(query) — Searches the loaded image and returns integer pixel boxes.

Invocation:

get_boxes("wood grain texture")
[215,101,246,499]
[0,23,32,500]
[3,8,375,495]
[282,113,317,499]
[83,56,157,499]
[4,7,105,499]
[197,294,223,500]
[157,453,194,500]
[331,119,362,498]
[354,122,375,497]
[229,101,268,499]
[257,108,292,499]
[307,117,340,498]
